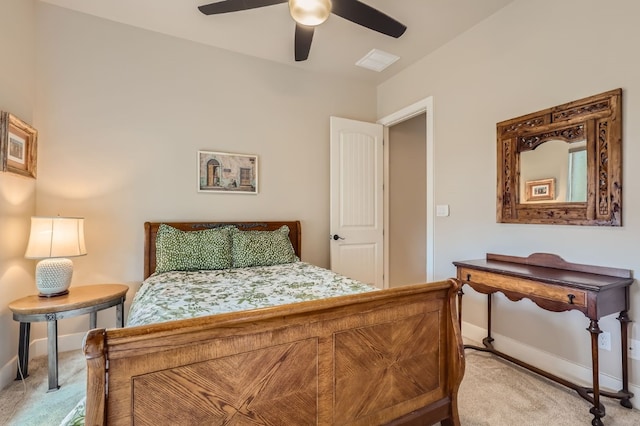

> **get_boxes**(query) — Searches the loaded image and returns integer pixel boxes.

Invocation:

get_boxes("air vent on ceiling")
[355,49,400,72]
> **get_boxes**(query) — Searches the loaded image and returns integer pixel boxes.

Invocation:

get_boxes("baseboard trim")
[31,331,85,357]
[0,358,17,392]
[0,332,85,391]
[462,321,638,406]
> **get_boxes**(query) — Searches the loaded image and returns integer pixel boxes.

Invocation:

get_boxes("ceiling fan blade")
[295,24,314,61]
[331,0,406,38]
[198,0,286,15]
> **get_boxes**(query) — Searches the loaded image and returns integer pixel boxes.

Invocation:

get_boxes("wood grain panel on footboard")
[83,279,465,425]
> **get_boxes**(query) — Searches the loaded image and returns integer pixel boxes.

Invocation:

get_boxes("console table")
[453,253,633,426]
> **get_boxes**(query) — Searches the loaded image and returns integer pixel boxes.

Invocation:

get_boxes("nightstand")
[9,284,128,391]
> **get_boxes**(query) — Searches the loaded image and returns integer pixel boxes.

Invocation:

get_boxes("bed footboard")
[83,279,465,425]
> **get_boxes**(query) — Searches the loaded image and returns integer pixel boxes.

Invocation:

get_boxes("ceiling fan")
[198,0,407,61]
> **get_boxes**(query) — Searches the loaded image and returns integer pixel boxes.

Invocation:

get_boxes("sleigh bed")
[79,220,465,425]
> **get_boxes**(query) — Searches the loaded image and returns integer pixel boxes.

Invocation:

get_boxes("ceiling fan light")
[289,0,331,27]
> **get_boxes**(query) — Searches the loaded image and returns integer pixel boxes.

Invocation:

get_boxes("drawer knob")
[567,294,575,304]
[466,273,471,282]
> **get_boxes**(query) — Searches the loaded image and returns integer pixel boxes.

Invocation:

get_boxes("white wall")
[378,0,640,390]
[25,3,377,350]
[0,0,37,389]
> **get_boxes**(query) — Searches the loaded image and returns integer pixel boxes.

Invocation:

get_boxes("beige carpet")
[0,349,638,425]
[459,351,639,425]
[0,351,85,426]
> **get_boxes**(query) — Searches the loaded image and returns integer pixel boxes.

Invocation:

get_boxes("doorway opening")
[379,97,434,287]
[387,114,427,287]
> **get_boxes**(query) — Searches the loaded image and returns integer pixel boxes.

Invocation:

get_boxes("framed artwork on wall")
[197,150,258,194]
[0,112,38,179]
[525,178,555,201]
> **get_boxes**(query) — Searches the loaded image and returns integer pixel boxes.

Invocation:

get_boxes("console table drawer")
[459,268,587,307]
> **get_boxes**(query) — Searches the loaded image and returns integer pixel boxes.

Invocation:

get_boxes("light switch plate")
[436,205,450,217]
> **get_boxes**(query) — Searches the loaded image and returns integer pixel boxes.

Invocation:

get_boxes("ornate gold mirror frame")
[497,89,622,226]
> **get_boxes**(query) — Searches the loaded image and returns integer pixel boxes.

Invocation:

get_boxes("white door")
[330,116,384,288]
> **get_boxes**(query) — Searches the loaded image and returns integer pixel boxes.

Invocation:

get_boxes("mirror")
[497,89,622,226]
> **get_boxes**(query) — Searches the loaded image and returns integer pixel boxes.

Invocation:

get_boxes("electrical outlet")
[598,331,611,351]
[629,339,640,360]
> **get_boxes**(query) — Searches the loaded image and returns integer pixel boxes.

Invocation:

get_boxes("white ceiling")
[39,0,515,85]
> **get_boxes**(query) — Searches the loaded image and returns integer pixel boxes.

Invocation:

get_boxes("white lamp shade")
[289,0,332,26]
[25,216,87,259]
[25,216,86,296]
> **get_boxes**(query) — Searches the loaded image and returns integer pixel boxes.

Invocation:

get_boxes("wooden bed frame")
[83,221,465,425]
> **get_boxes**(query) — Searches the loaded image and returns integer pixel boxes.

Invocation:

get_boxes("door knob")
[331,234,345,241]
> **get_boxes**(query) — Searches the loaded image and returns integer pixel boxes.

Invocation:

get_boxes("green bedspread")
[127,261,374,326]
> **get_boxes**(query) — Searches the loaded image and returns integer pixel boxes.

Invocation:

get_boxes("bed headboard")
[143,221,302,279]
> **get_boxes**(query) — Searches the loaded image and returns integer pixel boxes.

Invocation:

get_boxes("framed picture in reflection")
[525,178,555,201]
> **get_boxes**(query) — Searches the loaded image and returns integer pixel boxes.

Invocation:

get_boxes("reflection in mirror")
[567,145,587,202]
[520,139,587,203]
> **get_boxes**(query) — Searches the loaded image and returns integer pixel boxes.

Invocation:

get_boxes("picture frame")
[0,112,37,178]
[525,178,555,201]
[197,150,258,194]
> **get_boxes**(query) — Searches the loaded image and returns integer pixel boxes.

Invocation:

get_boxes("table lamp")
[25,216,87,297]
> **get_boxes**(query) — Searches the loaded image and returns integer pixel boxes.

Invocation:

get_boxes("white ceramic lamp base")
[35,258,73,297]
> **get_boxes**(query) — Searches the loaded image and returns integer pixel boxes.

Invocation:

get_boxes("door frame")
[378,96,434,287]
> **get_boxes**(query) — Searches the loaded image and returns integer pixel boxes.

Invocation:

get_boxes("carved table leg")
[463,293,495,352]
[457,286,464,330]
[484,294,495,348]
[617,310,633,408]
[587,320,604,426]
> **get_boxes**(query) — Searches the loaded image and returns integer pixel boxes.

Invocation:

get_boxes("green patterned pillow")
[155,224,233,273]
[231,225,297,268]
